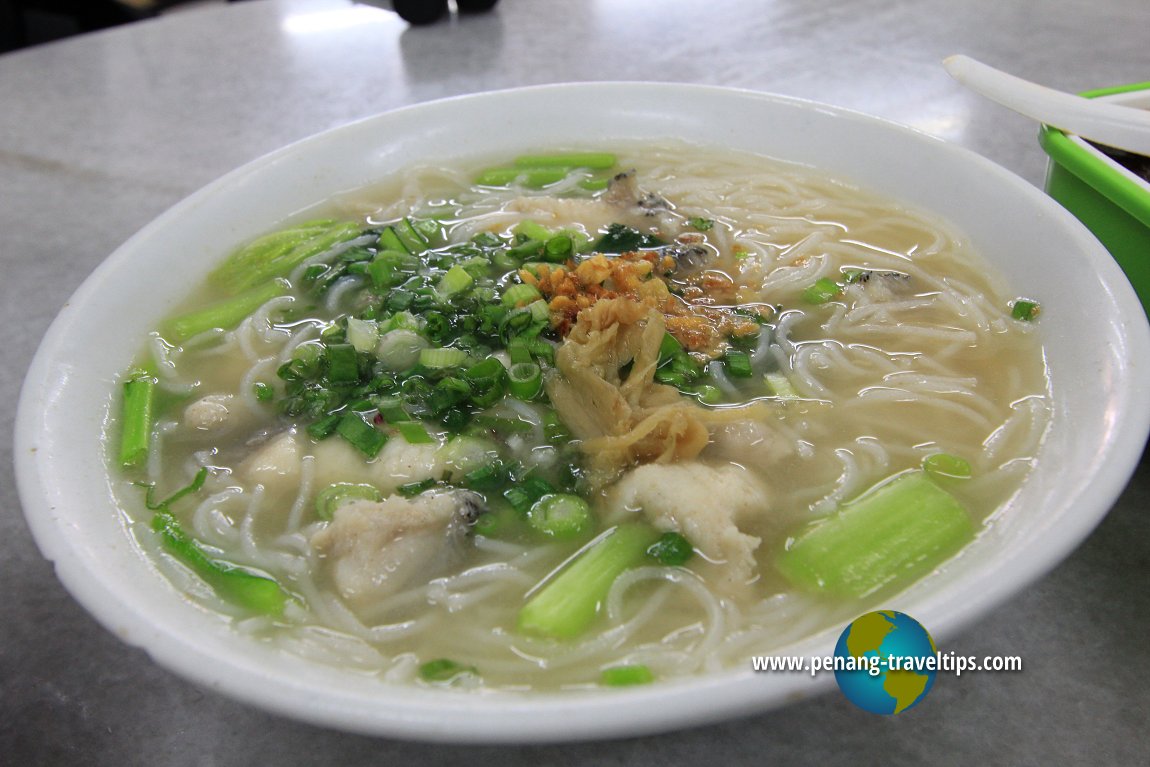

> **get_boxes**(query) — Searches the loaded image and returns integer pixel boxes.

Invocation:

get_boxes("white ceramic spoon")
[944,54,1150,156]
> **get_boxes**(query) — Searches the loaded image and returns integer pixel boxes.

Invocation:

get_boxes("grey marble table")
[2,0,1149,763]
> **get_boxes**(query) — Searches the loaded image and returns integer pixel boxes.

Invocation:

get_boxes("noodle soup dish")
[17,84,1150,740]
[115,146,1049,690]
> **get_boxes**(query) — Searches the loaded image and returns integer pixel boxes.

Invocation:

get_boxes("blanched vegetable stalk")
[208,219,364,294]
[118,367,157,469]
[518,524,659,639]
[164,278,290,342]
[775,471,975,598]
[141,468,289,616]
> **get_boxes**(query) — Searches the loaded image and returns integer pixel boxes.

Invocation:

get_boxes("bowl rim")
[14,80,1150,742]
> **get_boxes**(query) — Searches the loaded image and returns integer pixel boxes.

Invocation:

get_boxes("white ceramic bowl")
[15,83,1150,741]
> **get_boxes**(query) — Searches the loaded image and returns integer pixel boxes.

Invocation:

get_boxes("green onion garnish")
[253,382,275,402]
[1011,299,1041,321]
[394,420,435,444]
[600,664,655,687]
[802,277,842,304]
[324,343,360,384]
[508,361,543,399]
[723,350,753,378]
[419,347,469,369]
[436,264,475,298]
[397,478,439,497]
[646,532,694,566]
[527,494,593,539]
[315,482,383,520]
[336,412,388,458]
[502,282,543,308]
[418,658,479,683]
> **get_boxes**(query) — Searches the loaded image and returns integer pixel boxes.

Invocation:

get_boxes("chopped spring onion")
[315,482,382,520]
[367,249,420,289]
[508,361,543,399]
[1011,299,1041,321]
[503,475,554,515]
[658,331,684,362]
[600,664,655,687]
[922,452,973,480]
[723,350,753,378]
[377,329,429,372]
[764,372,798,398]
[383,310,423,333]
[419,347,470,369]
[324,343,360,384]
[346,317,379,353]
[394,420,435,444]
[437,436,500,480]
[336,412,388,458]
[472,501,522,539]
[502,282,543,307]
[377,227,408,254]
[595,223,664,253]
[507,335,533,364]
[463,460,516,492]
[543,410,570,442]
[527,299,551,324]
[542,234,573,262]
[418,658,479,683]
[306,413,342,441]
[526,494,593,539]
[507,238,545,261]
[646,532,694,566]
[119,367,157,469]
[776,471,975,598]
[397,478,439,497]
[688,217,715,231]
[513,219,554,242]
[692,384,722,405]
[393,218,430,252]
[802,277,842,304]
[253,381,275,402]
[518,524,660,639]
[436,264,475,298]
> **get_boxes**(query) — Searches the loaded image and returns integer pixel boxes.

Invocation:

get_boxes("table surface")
[3,0,1149,763]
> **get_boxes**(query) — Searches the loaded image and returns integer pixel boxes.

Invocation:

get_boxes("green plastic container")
[1039,82,1150,316]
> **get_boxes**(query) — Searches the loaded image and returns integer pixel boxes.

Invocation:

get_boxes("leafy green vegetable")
[594,223,664,253]
[646,532,694,566]
[208,220,363,294]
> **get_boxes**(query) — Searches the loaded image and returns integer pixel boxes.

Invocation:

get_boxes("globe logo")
[834,610,937,714]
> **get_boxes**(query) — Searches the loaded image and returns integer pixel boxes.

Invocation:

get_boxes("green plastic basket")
[1039,82,1150,316]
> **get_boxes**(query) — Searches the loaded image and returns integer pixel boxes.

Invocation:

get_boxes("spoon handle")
[944,54,1150,156]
